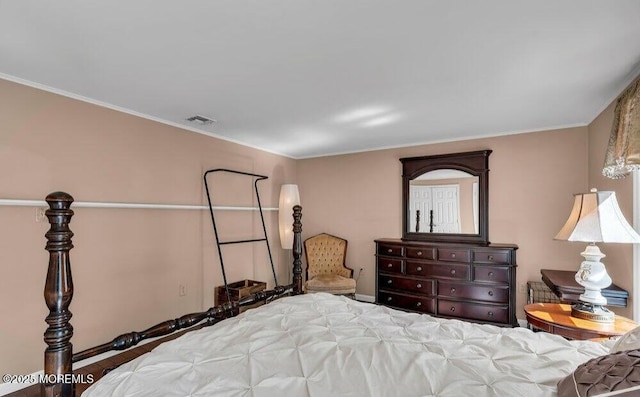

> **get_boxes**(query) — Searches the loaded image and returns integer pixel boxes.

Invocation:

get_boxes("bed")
[38,191,632,397]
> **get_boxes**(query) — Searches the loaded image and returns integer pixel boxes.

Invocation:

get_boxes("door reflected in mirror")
[408,169,479,234]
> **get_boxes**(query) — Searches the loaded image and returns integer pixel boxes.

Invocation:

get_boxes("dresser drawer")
[438,281,509,303]
[378,291,435,314]
[406,247,436,260]
[473,250,511,264]
[379,274,434,295]
[473,265,510,283]
[438,300,508,323]
[438,248,471,262]
[378,257,403,274]
[378,244,403,257]
[407,261,470,280]
[375,239,518,326]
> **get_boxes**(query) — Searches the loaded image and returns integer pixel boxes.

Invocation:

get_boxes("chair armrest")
[337,266,354,278]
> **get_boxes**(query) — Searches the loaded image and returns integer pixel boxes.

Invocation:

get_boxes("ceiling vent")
[186,114,216,125]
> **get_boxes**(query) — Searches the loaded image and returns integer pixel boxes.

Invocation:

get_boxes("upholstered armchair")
[304,233,356,298]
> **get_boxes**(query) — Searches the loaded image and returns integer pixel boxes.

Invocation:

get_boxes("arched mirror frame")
[401,150,492,245]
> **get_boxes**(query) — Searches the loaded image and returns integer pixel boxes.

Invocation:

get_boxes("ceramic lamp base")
[571,302,615,323]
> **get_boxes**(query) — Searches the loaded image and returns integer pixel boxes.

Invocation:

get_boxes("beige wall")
[298,124,635,320]
[0,79,297,376]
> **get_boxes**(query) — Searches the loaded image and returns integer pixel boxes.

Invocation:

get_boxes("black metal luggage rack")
[203,169,278,310]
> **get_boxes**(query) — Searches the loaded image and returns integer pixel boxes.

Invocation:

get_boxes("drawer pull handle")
[488,291,494,296]
[451,253,456,258]
[417,251,423,256]
[417,283,422,289]
[450,269,456,275]
[488,255,494,261]
[488,271,494,277]
[450,288,456,293]
[387,280,393,284]
[387,248,393,253]
[416,302,422,307]
[450,306,456,312]
[416,266,422,271]
[387,297,393,302]
[488,311,494,318]
[387,263,393,268]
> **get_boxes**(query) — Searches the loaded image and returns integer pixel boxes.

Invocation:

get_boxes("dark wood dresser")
[375,239,518,327]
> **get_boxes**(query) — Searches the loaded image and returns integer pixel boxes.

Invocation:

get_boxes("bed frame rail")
[41,192,303,397]
[72,285,292,362]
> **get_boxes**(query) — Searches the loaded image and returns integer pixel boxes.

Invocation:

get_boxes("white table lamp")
[555,189,640,322]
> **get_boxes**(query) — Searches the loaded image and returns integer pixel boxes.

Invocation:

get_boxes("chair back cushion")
[304,233,347,278]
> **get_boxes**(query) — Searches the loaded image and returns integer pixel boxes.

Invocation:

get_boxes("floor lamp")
[279,185,300,280]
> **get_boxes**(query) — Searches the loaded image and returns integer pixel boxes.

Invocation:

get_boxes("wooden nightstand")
[524,303,637,340]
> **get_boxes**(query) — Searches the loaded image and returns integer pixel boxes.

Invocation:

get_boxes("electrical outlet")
[179,284,187,297]
[35,207,47,223]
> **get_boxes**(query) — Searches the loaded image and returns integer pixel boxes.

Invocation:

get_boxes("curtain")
[603,78,640,179]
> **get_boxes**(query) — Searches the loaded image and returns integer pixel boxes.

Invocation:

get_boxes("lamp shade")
[278,184,300,249]
[555,190,640,243]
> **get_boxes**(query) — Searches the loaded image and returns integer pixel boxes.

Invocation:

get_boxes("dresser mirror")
[400,150,491,245]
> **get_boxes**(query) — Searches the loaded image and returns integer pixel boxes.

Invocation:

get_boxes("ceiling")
[2,1,640,159]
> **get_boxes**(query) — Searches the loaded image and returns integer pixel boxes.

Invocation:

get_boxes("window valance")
[603,78,640,179]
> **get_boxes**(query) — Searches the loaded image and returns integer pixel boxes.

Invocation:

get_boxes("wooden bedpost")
[42,192,75,397]
[292,205,303,295]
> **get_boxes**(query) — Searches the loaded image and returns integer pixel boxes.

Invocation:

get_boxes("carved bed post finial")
[292,205,303,295]
[42,192,75,397]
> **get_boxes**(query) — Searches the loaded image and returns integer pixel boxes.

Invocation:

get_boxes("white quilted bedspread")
[83,293,609,397]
